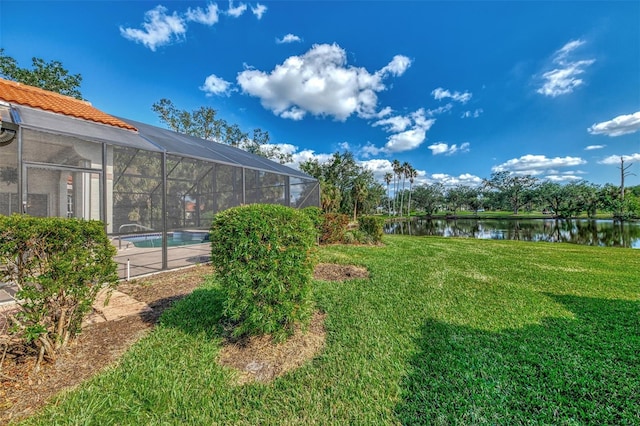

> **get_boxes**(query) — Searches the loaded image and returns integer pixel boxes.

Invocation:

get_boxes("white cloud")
[374,106,393,118]
[425,103,453,117]
[276,33,302,44]
[556,39,585,59]
[286,148,333,169]
[599,153,640,165]
[200,74,233,96]
[430,173,482,187]
[119,6,186,51]
[428,143,450,155]
[359,158,428,186]
[492,154,586,173]
[384,127,431,152]
[372,115,412,133]
[545,174,582,182]
[122,2,265,50]
[237,43,412,121]
[378,109,435,153]
[360,143,384,157]
[585,145,606,150]
[185,3,219,25]
[428,142,470,156]
[338,141,351,151]
[280,107,306,121]
[258,142,297,155]
[359,158,394,179]
[251,3,267,19]
[380,55,412,77]
[431,87,472,104]
[588,111,640,137]
[537,39,595,97]
[461,109,483,119]
[227,1,248,17]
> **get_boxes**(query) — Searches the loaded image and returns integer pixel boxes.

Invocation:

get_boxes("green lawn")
[23,236,639,425]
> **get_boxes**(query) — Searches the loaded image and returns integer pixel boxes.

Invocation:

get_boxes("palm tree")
[407,167,418,217]
[392,160,402,215]
[384,172,393,216]
[400,162,411,217]
[352,176,368,221]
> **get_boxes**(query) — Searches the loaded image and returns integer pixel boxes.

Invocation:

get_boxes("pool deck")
[113,241,211,279]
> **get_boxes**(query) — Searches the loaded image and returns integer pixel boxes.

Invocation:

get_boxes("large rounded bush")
[210,204,317,340]
[0,215,118,363]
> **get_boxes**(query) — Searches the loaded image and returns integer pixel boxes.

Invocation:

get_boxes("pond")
[384,218,640,249]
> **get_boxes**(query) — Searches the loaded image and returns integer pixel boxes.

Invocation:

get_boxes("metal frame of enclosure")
[0,103,320,278]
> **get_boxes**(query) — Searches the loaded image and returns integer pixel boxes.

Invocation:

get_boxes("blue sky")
[2,1,639,187]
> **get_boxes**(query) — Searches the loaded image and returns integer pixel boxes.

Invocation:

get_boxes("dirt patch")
[314,263,369,281]
[219,311,326,385]
[0,262,367,423]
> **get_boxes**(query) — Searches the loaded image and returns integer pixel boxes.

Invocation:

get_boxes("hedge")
[0,215,118,367]
[210,204,317,341]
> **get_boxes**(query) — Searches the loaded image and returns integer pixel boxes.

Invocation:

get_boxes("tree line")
[402,171,640,220]
[300,154,639,221]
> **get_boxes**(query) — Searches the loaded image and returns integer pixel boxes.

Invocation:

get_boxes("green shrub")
[0,215,118,367]
[320,213,350,244]
[301,206,324,242]
[358,215,385,243]
[343,229,369,244]
[210,204,317,341]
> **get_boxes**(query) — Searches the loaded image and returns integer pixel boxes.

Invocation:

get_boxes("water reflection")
[384,218,640,249]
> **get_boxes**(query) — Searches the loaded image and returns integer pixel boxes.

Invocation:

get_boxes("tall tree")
[384,172,393,215]
[407,168,418,217]
[412,183,444,216]
[618,156,635,201]
[0,49,83,99]
[538,181,600,218]
[464,186,483,214]
[537,181,563,215]
[352,175,369,221]
[224,123,248,147]
[153,99,222,139]
[300,151,382,218]
[399,162,411,217]
[391,160,402,215]
[152,99,291,163]
[445,185,469,215]
[244,128,292,164]
[483,171,538,214]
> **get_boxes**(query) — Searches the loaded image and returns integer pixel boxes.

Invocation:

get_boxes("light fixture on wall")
[0,121,18,146]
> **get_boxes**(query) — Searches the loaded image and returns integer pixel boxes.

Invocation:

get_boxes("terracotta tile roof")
[0,78,137,131]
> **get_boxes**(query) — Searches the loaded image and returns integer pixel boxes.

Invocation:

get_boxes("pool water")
[122,231,209,248]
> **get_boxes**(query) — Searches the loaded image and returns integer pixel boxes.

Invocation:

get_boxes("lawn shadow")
[395,294,640,425]
[155,286,226,341]
[137,293,199,325]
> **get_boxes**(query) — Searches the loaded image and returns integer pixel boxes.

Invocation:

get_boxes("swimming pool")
[121,231,210,248]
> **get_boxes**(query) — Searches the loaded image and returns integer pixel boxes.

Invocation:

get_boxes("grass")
[22,236,640,425]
